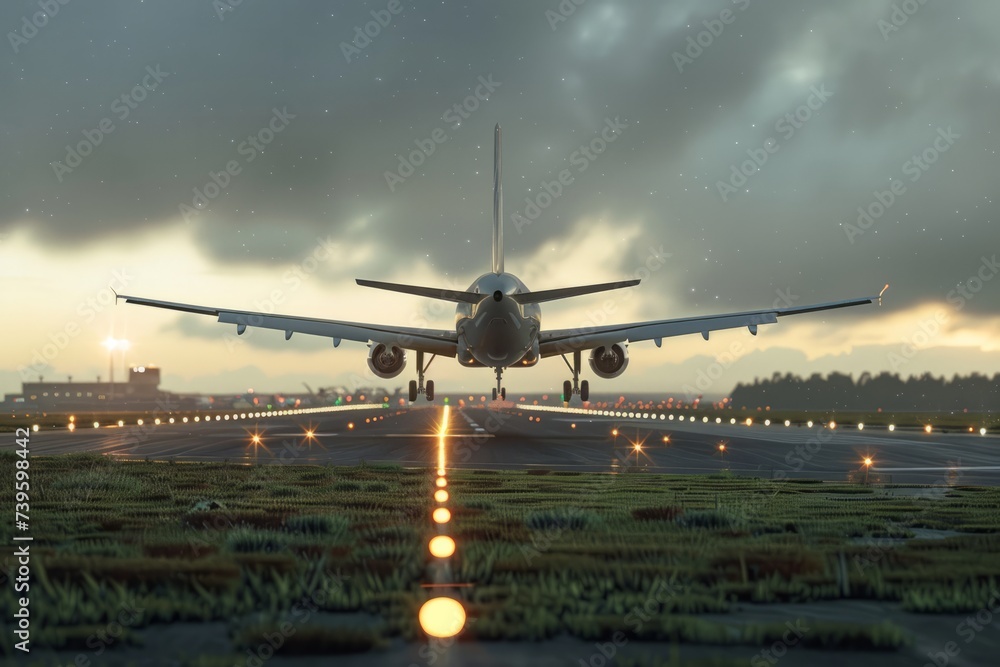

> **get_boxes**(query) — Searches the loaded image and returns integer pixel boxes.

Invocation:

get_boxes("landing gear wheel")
[563,380,572,402]
[425,380,435,402]
[492,388,498,400]
[580,380,589,402]
[500,387,506,400]
[408,380,418,403]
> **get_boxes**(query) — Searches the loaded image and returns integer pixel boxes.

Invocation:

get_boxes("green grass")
[2,453,999,659]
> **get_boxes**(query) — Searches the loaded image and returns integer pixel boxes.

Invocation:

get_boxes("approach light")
[436,477,447,488]
[888,424,895,431]
[784,420,791,427]
[434,489,449,503]
[432,508,451,524]
[863,457,873,467]
[93,421,100,428]
[981,428,987,436]
[428,535,456,558]
[829,421,836,430]
[925,424,933,434]
[858,423,864,431]
[418,597,465,638]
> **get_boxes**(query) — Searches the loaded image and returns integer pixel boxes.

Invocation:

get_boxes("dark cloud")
[2,0,998,317]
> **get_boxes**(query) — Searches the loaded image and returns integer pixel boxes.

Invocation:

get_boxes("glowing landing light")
[428,535,456,558]
[117,420,124,427]
[981,428,988,436]
[828,421,836,430]
[764,419,771,426]
[718,443,726,453]
[347,422,354,430]
[730,418,736,424]
[251,434,261,444]
[418,597,466,638]
[925,424,933,434]
[858,423,864,431]
[434,489,449,503]
[807,420,814,428]
[662,436,670,443]
[32,424,39,432]
[437,467,446,477]
[571,423,576,429]
[784,420,791,427]
[93,421,100,428]
[745,418,752,426]
[433,507,452,524]
[888,424,895,432]
[863,457,873,467]
[436,477,447,488]
[68,423,76,431]
[611,429,619,436]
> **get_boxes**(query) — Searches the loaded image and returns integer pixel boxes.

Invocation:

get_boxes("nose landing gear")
[491,367,506,401]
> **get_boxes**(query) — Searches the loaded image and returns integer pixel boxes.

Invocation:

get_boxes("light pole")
[102,338,130,401]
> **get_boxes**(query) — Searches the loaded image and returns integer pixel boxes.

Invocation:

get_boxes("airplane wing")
[116,294,458,356]
[538,286,888,357]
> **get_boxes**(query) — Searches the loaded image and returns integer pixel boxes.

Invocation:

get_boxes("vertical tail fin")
[492,123,503,274]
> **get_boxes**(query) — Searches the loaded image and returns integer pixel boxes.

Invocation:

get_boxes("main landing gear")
[491,367,506,401]
[562,350,589,403]
[408,351,436,402]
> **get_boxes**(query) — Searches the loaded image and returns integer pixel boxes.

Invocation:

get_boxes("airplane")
[118,124,888,403]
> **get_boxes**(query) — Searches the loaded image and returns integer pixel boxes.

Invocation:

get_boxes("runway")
[27,404,1000,486]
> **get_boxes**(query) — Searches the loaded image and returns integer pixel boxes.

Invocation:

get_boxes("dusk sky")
[2,0,998,399]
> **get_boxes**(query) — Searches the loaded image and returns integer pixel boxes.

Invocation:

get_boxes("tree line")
[729,371,999,411]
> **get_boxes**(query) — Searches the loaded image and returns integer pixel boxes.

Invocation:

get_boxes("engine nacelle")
[588,343,629,379]
[367,343,407,379]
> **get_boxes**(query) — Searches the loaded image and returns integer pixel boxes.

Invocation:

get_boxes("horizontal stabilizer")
[510,279,640,304]
[356,279,481,304]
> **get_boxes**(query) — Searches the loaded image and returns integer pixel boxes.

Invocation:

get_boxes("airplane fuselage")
[455,272,540,369]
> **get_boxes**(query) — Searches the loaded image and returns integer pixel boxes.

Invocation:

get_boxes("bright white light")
[857,423,864,431]
[888,424,895,432]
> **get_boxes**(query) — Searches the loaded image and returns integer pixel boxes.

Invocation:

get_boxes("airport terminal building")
[4,366,190,412]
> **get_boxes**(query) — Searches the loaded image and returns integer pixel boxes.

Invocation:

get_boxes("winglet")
[878,283,889,305]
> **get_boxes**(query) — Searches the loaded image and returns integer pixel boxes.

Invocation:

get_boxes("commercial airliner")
[119,125,887,403]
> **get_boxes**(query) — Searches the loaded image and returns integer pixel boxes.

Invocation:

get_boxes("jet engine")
[367,343,407,379]
[588,343,629,379]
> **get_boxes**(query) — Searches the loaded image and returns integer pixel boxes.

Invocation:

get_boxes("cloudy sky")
[2,0,998,399]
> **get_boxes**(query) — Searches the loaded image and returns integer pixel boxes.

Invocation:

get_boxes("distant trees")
[728,371,999,411]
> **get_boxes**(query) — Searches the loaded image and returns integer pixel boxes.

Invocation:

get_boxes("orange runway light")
[436,477,447,488]
[433,507,451,524]
[418,597,466,638]
[434,489,449,503]
[428,535,456,558]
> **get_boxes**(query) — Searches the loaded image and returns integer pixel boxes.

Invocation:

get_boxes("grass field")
[2,453,1000,665]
